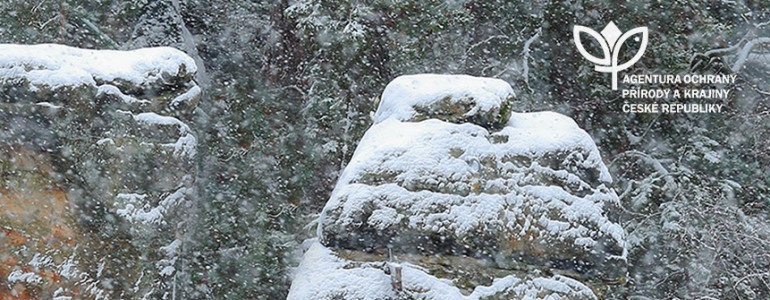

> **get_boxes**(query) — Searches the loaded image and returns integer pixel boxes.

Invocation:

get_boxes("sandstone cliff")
[0,44,199,299]
[289,74,627,299]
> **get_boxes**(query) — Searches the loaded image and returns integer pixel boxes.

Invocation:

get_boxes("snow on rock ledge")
[292,74,626,299]
[373,74,514,129]
[0,44,201,115]
[290,240,598,300]
[0,44,196,90]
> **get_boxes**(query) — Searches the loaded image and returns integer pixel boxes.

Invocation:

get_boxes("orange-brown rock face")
[0,147,79,299]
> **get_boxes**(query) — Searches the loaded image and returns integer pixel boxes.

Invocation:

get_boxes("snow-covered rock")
[0,44,196,90]
[0,43,199,227]
[0,44,200,114]
[0,44,199,297]
[291,74,626,299]
[290,241,598,300]
[374,74,515,128]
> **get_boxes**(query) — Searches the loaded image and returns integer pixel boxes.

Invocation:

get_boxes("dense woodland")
[1,0,769,299]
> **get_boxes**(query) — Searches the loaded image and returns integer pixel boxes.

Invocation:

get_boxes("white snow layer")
[7,270,43,285]
[373,74,514,124]
[96,84,151,104]
[289,241,597,300]
[321,114,622,251]
[131,111,198,158]
[289,241,398,300]
[0,44,197,89]
[115,187,190,225]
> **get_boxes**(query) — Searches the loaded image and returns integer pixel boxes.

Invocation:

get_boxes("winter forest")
[1,1,769,299]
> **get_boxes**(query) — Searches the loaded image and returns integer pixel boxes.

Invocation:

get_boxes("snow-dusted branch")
[521,28,541,86]
[731,37,770,72]
[611,150,678,197]
[465,35,509,55]
[755,19,770,29]
[611,150,669,176]
[691,35,770,73]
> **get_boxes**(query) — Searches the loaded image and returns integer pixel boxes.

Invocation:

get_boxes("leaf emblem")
[573,25,611,66]
[574,22,649,90]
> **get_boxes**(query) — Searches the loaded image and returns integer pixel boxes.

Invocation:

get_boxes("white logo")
[574,21,648,90]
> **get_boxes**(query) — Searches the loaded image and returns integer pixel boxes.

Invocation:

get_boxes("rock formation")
[0,44,199,299]
[289,74,627,299]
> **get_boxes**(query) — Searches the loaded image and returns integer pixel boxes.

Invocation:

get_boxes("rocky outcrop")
[373,74,514,129]
[290,74,627,299]
[0,44,199,299]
